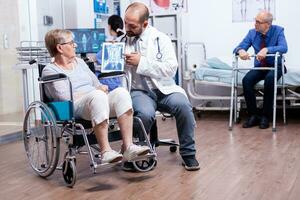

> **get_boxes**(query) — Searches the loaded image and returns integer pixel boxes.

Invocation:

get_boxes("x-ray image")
[101,42,125,72]
[232,0,276,22]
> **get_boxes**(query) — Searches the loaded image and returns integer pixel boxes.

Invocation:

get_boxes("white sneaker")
[123,144,150,161]
[101,150,123,164]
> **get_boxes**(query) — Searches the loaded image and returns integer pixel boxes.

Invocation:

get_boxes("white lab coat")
[125,25,186,96]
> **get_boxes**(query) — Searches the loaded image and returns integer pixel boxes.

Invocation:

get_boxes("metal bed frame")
[183,42,234,113]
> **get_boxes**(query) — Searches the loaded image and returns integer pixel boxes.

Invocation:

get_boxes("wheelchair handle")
[29,59,37,65]
[39,73,67,82]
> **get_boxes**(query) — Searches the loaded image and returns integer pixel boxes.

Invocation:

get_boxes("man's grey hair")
[264,12,273,24]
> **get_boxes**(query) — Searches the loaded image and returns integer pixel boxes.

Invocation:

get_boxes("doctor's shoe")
[182,155,200,171]
[242,115,260,128]
[259,116,269,129]
[123,144,150,161]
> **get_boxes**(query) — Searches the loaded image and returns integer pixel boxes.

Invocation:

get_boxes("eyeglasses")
[60,40,76,46]
[255,20,267,25]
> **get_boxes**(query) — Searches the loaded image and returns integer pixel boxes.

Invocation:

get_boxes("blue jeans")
[242,67,284,118]
[131,89,196,156]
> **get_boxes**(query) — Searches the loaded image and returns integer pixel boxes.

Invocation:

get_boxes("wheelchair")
[23,60,157,187]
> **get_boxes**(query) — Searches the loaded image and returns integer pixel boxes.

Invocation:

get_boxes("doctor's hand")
[256,47,268,62]
[238,49,250,60]
[97,85,109,94]
[124,52,141,66]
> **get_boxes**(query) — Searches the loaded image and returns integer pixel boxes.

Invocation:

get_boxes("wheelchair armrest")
[39,73,67,82]
[98,71,129,91]
[98,71,126,79]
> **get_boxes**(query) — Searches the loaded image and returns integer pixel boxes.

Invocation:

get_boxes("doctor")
[124,2,200,171]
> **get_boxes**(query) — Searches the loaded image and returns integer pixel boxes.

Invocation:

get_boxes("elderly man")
[123,2,200,171]
[233,11,288,129]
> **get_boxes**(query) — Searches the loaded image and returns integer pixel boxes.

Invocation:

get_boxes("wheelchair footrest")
[127,153,156,162]
[95,160,123,168]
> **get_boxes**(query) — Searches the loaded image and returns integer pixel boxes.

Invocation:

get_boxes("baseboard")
[0,131,22,145]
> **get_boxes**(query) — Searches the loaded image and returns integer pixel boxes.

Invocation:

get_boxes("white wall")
[19,0,64,41]
[63,0,77,29]
[36,0,64,40]
[64,0,94,29]
[181,0,300,68]
[0,0,23,114]
[13,0,65,112]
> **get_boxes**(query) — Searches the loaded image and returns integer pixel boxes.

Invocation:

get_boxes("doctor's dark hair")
[126,2,149,23]
[108,15,124,37]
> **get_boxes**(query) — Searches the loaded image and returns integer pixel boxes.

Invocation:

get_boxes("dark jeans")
[131,90,196,156]
[242,66,284,118]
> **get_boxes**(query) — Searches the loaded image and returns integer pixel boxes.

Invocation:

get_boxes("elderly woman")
[43,29,149,164]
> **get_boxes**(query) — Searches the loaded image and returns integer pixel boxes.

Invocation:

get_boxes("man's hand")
[256,47,268,62]
[124,52,141,66]
[238,49,250,60]
[97,85,109,94]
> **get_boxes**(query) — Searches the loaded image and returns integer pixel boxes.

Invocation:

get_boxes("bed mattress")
[195,66,300,86]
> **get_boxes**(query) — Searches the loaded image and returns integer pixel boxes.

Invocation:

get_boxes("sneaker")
[182,155,200,171]
[259,116,269,129]
[242,115,260,128]
[101,150,123,164]
[121,161,136,172]
[123,144,150,161]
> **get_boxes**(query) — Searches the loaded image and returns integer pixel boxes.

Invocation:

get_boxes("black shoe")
[242,115,260,128]
[259,116,269,129]
[182,155,200,171]
[121,161,136,172]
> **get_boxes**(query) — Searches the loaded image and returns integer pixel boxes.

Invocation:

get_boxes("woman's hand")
[97,85,109,94]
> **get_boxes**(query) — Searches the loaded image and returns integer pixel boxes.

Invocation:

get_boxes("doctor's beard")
[126,31,139,37]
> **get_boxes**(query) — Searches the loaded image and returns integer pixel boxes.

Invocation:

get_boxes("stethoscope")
[121,35,162,60]
[156,37,162,60]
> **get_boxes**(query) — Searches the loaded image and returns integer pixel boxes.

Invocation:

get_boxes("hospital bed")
[183,42,236,113]
[183,43,300,129]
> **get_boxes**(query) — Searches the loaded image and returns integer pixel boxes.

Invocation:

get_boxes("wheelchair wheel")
[23,101,60,178]
[62,159,76,187]
[169,145,177,153]
[132,157,157,172]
